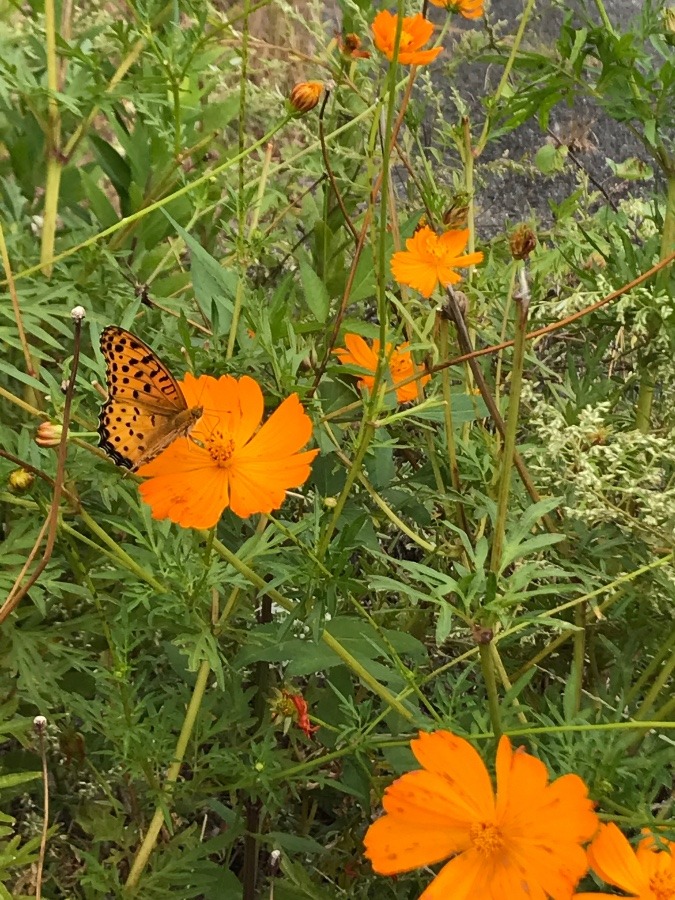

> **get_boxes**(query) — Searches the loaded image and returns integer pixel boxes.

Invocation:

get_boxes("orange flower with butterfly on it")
[364,729,599,900]
[371,11,443,66]
[333,333,430,403]
[98,327,318,529]
[574,822,675,900]
[391,225,484,298]
[428,0,485,19]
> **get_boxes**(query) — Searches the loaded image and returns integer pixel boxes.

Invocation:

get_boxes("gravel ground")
[435,0,655,236]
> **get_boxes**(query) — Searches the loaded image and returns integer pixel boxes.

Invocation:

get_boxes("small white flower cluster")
[521,387,675,536]
[617,198,659,240]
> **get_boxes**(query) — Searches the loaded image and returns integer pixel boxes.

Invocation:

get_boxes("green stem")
[635,168,675,433]
[475,0,537,156]
[318,421,375,559]
[227,141,272,359]
[77,510,167,593]
[14,118,289,283]
[40,0,61,277]
[438,315,468,531]
[125,658,211,887]
[211,537,413,719]
[489,291,529,573]
[478,644,502,739]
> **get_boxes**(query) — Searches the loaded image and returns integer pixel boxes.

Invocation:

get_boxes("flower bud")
[8,468,35,492]
[289,81,324,114]
[35,421,63,448]
[71,305,86,322]
[664,6,675,44]
[509,224,537,260]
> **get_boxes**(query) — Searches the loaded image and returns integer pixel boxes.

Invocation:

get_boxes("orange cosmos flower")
[574,822,675,900]
[428,0,485,19]
[371,11,442,66]
[364,730,599,900]
[333,333,430,403]
[137,373,318,529]
[391,225,484,298]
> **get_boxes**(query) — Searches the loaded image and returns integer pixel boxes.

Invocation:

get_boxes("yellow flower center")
[206,429,236,467]
[469,821,505,856]
[649,870,675,900]
[399,28,414,51]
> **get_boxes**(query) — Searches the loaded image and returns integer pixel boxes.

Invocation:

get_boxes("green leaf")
[0,771,41,789]
[535,142,568,174]
[162,211,236,336]
[298,258,330,323]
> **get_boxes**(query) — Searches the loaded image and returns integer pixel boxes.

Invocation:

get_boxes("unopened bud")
[509,224,537,260]
[664,6,675,44]
[33,715,47,731]
[289,81,324,114]
[71,305,86,322]
[8,468,35,492]
[35,421,63,448]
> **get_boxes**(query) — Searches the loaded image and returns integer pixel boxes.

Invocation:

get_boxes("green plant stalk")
[211,536,413,719]
[489,294,529,573]
[374,0,405,386]
[15,117,288,283]
[125,657,210,887]
[495,263,517,401]
[438,315,468,529]
[77,510,167,593]
[227,139,272,359]
[625,620,675,706]
[635,170,675,432]
[317,420,375,559]
[490,643,528,726]
[475,0,537,156]
[269,515,440,720]
[358,469,436,553]
[40,0,62,277]
[10,82,409,285]
[478,643,502,740]
[632,644,675,723]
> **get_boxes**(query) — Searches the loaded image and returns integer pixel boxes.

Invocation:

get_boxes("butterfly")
[98,325,203,471]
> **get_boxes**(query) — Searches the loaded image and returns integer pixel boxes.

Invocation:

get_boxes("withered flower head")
[340,32,371,59]
[509,224,537,260]
[289,81,324,114]
[442,191,471,229]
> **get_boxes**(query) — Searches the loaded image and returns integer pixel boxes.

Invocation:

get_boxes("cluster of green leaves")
[0,0,673,897]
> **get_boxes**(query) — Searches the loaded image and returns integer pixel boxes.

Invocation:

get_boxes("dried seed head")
[509,224,537,260]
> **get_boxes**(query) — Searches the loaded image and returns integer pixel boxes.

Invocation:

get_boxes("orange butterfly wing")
[98,326,202,471]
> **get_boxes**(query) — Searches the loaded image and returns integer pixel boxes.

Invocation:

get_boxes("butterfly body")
[98,326,203,471]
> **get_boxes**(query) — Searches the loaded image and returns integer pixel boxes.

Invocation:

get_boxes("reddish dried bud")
[289,81,324,114]
[340,33,371,59]
[509,224,537,260]
[35,421,63,448]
